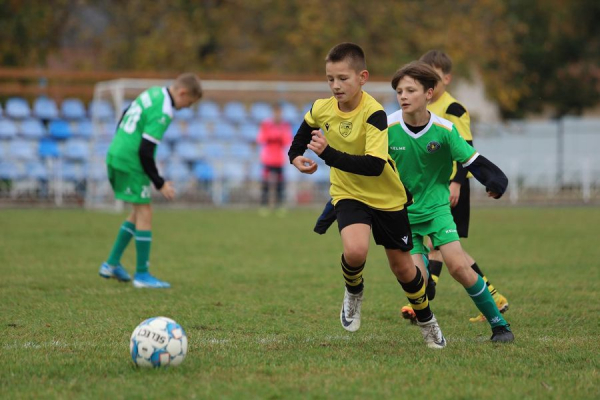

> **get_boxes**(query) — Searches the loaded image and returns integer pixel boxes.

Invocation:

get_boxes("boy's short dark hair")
[174,73,203,98]
[391,61,441,91]
[419,50,453,74]
[325,43,367,72]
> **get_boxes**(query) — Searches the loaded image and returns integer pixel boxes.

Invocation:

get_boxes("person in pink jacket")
[256,103,293,214]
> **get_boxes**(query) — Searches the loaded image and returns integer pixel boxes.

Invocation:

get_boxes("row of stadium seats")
[1,138,262,163]
[0,116,267,143]
[0,97,309,125]
[0,157,330,185]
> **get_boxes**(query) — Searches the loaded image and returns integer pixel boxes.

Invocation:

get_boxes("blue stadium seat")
[74,119,93,139]
[193,161,215,182]
[155,143,171,162]
[89,161,107,181]
[197,101,221,121]
[200,142,225,160]
[223,101,248,124]
[0,118,18,140]
[48,119,72,140]
[173,140,201,162]
[61,98,87,120]
[164,161,190,182]
[164,122,183,143]
[26,161,48,181]
[0,161,23,180]
[250,102,273,122]
[227,142,254,160]
[33,97,59,120]
[19,118,46,140]
[92,139,111,158]
[63,140,90,162]
[238,123,260,142]
[174,108,194,121]
[89,99,115,121]
[281,102,301,124]
[5,97,31,119]
[61,162,87,182]
[222,162,246,183]
[213,121,237,141]
[39,138,60,158]
[187,119,211,142]
[9,139,37,161]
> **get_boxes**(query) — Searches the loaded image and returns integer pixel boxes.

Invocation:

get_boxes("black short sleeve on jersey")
[446,102,467,118]
[366,110,388,131]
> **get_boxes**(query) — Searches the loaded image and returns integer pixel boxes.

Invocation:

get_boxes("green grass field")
[1,207,598,399]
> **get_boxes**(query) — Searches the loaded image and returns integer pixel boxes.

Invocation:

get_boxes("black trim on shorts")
[334,199,413,251]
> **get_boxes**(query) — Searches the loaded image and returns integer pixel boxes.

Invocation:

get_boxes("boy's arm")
[288,120,315,162]
[138,137,165,189]
[463,154,508,198]
[318,146,385,176]
[451,140,472,185]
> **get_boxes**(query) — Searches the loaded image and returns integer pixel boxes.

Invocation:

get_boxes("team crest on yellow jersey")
[339,121,353,138]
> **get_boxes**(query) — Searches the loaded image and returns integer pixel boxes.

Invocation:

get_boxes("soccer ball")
[130,316,188,368]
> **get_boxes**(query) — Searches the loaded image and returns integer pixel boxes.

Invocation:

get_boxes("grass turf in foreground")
[1,207,598,399]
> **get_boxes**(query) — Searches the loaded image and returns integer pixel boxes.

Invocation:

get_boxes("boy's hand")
[160,181,176,200]
[292,156,318,174]
[449,182,461,207]
[307,130,328,156]
[487,190,501,199]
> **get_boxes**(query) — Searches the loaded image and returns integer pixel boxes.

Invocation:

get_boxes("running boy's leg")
[439,241,513,342]
[99,211,135,282]
[338,222,370,332]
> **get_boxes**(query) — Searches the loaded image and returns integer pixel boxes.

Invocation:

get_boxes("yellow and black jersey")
[289,91,409,211]
[428,91,473,181]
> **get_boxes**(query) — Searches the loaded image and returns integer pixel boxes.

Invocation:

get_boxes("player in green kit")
[387,61,513,342]
[99,73,202,288]
[412,50,510,323]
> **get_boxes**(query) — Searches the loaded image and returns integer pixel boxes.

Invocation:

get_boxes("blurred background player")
[387,61,513,342]
[99,73,202,288]
[415,50,509,322]
[256,102,293,216]
[288,43,446,349]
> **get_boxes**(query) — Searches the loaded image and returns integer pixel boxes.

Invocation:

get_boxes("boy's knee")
[343,249,368,267]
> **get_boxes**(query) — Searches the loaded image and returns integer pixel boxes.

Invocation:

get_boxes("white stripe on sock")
[468,281,487,297]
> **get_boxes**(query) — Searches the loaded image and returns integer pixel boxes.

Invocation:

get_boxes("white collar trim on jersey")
[399,110,434,139]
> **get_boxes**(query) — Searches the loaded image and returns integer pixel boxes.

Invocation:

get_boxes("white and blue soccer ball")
[130,316,188,368]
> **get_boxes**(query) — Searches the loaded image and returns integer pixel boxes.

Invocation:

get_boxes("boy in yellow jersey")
[288,43,446,349]
[399,50,509,323]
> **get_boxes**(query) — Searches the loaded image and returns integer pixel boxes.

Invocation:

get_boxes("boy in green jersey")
[99,73,202,288]
[387,61,513,342]
[415,50,509,323]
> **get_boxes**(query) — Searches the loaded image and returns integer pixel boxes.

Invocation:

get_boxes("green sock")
[135,230,152,274]
[466,275,507,328]
[107,221,136,267]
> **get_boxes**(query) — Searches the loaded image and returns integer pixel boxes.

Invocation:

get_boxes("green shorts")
[107,165,152,204]
[410,212,460,255]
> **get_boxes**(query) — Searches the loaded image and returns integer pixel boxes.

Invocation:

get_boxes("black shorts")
[335,199,413,251]
[451,179,470,238]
